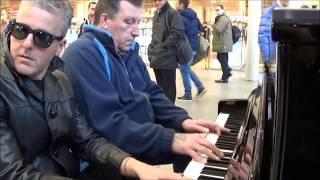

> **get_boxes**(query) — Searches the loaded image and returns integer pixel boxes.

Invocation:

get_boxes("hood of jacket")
[179,8,197,21]
[179,8,200,51]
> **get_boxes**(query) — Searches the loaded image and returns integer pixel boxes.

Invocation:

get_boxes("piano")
[184,9,320,180]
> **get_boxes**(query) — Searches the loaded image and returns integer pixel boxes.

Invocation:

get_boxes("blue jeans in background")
[179,51,204,97]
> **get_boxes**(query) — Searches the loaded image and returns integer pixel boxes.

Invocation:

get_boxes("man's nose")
[132,25,140,37]
[22,33,34,48]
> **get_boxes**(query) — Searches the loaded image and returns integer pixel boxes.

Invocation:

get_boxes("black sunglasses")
[10,21,64,48]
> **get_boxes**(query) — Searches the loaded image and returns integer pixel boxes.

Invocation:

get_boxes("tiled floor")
[147,62,258,170]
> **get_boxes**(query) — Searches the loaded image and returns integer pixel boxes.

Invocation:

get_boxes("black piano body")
[269,9,320,180]
[234,9,320,180]
[239,9,320,180]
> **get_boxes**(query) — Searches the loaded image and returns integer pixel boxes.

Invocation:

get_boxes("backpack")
[216,15,241,44]
[231,25,241,44]
[192,35,209,66]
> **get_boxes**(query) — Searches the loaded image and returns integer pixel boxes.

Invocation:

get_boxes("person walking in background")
[211,4,233,83]
[148,0,184,103]
[201,21,210,40]
[176,0,207,100]
[78,1,96,38]
[0,0,184,179]
[258,0,289,64]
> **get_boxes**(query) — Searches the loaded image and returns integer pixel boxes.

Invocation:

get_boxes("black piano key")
[223,152,233,157]
[216,144,235,150]
[217,143,234,148]
[217,141,235,147]
[220,134,237,138]
[216,141,235,147]
[225,124,238,129]
[221,135,237,139]
[226,131,239,135]
[206,161,229,168]
[217,142,235,148]
[198,175,224,180]
[207,158,230,165]
[218,136,235,141]
[207,157,230,164]
[201,166,227,177]
[225,124,239,128]
[217,140,234,145]
[225,119,241,124]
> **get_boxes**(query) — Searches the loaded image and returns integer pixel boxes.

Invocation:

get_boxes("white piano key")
[221,149,234,154]
[204,165,228,171]
[183,113,230,179]
[215,113,230,127]
[199,173,225,179]
[183,161,205,179]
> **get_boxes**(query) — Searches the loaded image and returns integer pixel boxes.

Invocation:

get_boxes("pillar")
[244,0,261,81]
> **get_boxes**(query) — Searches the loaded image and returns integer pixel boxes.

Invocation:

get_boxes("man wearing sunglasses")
[0,0,185,179]
[63,0,229,174]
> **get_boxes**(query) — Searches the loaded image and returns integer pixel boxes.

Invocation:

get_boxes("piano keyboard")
[184,101,246,179]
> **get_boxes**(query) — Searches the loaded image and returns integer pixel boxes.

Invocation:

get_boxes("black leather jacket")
[0,38,129,179]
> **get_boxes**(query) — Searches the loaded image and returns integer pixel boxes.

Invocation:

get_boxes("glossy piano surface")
[270,9,320,180]
[227,9,320,180]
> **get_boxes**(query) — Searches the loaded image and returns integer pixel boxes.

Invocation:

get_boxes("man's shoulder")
[65,35,96,55]
[51,69,69,82]
[166,7,179,17]
[262,4,277,17]
[220,14,230,20]
[0,56,14,81]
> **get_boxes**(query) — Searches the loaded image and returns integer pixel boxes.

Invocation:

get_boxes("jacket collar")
[82,25,138,56]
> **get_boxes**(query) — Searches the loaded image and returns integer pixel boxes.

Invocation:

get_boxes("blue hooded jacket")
[179,8,201,51]
[62,25,190,164]
[258,2,281,63]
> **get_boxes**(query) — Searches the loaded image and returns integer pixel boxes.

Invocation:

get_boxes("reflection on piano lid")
[271,9,320,180]
[183,100,247,179]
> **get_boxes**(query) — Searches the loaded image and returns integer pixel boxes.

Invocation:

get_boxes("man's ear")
[98,13,110,29]
[56,39,67,57]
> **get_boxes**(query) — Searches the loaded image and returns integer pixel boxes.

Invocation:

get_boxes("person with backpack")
[176,0,207,101]
[211,4,233,83]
